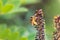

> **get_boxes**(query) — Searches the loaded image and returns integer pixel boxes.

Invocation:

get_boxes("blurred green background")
[0,0,60,40]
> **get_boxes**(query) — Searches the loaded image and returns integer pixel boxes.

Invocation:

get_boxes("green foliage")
[0,0,28,19]
[1,0,60,40]
[0,24,36,40]
[0,0,40,40]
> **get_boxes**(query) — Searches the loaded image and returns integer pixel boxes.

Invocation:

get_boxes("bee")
[30,16,37,26]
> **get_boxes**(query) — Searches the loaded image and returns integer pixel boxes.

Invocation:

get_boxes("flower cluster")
[54,16,60,31]
[53,16,60,40]
[30,9,45,40]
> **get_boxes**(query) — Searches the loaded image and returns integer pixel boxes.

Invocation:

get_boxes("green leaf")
[1,13,15,20]
[7,0,20,8]
[1,4,14,14]
[0,0,3,12]
[20,0,40,5]
[10,7,28,13]
[0,38,3,40]
[8,32,19,40]
[2,0,8,5]
[0,24,7,38]
[20,37,28,40]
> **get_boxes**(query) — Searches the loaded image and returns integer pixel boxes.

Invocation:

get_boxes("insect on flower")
[30,9,45,40]
[30,16,37,26]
